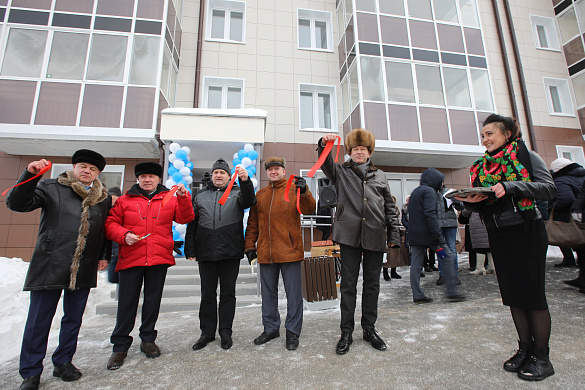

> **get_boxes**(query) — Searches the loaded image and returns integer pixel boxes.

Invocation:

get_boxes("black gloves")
[246,250,257,265]
[173,241,183,256]
[294,176,307,194]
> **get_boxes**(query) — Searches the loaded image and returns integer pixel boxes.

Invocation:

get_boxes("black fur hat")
[135,162,163,178]
[71,149,106,171]
[345,128,375,156]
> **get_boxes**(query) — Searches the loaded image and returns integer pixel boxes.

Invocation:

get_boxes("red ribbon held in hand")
[307,136,341,178]
[218,167,240,206]
[161,185,179,208]
[284,175,302,214]
[2,161,52,197]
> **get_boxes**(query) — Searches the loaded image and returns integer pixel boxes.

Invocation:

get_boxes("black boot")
[503,340,531,372]
[382,268,390,281]
[517,347,555,381]
[390,268,402,279]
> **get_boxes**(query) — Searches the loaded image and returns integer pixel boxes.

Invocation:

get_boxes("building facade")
[1,0,584,258]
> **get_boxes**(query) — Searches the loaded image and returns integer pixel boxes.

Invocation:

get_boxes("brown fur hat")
[345,128,375,155]
[264,156,286,170]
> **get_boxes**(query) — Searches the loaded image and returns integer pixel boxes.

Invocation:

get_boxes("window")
[415,65,444,105]
[51,164,126,189]
[530,15,560,51]
[46,32,89,80]
[558,8,580,45]
[385,61,415,103]
[556,145,585,166]
[86,34,128,82]
[457,0,479,27]
[543,78,575,116]
[203,77,244,109]
[207,0,245,43]
[443,67,472,108]
[298,9,333,51]
[299,84,337,131]
[434,0,459,23]
[129,35,160,86]
[470,68,494,111]
[572,72,585,108]
[1,28,47,78]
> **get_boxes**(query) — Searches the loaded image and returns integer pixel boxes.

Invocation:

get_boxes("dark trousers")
[198,259,240,337]
[111,265,168,352]
[339,244,383,333]
[20,288,90,378]
[259,261,303,336]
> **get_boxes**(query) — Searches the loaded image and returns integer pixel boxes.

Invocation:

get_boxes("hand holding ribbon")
[284,175,303,214]
[308,135,341,178]
[2,159,52,197]
[161,183,187,208]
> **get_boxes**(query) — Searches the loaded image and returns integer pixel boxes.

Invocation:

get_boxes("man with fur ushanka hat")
[319,129,400,355]
[104,161,194,371]
[7,150,111,390]
[244,156,316,351]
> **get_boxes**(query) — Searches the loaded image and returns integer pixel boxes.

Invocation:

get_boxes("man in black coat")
[7,150,111,390]
[185,158,256,350]
[407,168,464,304]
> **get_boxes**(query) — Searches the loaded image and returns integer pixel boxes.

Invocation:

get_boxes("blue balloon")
[168,166,178,175]
[231,167,236,175]
[247,165,256,175]
[173,231,181,240]
[233,158,241,166]
[172,172,183,182]
[178,179,187,185]
[185,161,194,169]
[237,149,247,159]
[248,150,258,160]
[175,150,187,160]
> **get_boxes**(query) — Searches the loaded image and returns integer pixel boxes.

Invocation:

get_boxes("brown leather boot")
[140,342,161,358]
[107,352,127,370]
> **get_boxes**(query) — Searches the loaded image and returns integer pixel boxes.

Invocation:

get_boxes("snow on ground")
[0,257,115,364]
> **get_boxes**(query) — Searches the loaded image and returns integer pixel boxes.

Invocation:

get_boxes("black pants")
[339,244,383,333]
[111,265,168,352]
[198,259,240,337]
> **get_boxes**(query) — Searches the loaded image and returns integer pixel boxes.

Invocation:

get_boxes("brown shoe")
[107,352,127,370]
[140,341,161,358]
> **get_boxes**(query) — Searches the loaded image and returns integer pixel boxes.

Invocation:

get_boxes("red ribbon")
[162,185,179,207]
[2,161,52,197]
[284,175,302,214]
[307,136,341,177]
[218,170,239,206]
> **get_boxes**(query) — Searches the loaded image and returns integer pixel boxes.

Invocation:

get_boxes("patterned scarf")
[470,139,535,211]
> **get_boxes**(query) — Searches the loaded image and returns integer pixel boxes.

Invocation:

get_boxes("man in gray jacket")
[7,150,111,390]
[319,129,400,355]
[185,158,256,350]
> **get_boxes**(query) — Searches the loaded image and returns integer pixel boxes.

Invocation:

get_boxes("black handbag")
[545,205,585,247]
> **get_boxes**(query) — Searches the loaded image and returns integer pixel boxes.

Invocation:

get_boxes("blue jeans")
[438,227,458,276]
[411,245,459,299]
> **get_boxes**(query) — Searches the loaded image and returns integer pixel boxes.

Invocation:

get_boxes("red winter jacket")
[105,184,194,271]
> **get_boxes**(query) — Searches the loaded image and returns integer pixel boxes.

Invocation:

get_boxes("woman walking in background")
[458,114,556,381]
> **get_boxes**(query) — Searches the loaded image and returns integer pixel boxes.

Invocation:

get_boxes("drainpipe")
[193,0,205,108]
[491,0,520,126]
[502,0,538,152]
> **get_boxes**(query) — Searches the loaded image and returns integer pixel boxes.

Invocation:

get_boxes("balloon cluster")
[166,142,192,257]
[166,142,194,192]
[232,143,259,189]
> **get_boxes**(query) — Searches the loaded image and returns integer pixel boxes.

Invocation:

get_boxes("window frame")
[556,145,585,166]
[297,8,334,52]
[529,15,561,52]
[543,77,575,117]
[202,76,244,109]
[298,83,338,132]
[206,0,246,44]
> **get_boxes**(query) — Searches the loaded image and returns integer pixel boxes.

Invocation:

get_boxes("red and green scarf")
[470,139,535,211]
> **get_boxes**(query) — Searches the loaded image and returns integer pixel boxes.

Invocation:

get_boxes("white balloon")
[168,154,177,163]
[241,157,252,167]
[181,146,191,156]
[236,164,245,171]
[244,143,254,152]
[251,177,258,188]
[185,176,193,185]
[169,142,181,153]
[179,167,191,176]
[233,152,239,159]
[175,224,187,234]
[173,159,185,169]
[251,159,256,166]
[165,179,176,188]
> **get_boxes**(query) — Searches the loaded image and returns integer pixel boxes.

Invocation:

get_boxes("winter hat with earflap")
[344,128,375,156]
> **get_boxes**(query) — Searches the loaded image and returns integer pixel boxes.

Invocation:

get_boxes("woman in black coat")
[458,114,556,382]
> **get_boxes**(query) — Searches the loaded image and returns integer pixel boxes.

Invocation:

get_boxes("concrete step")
[109,283,259,299]
[167,264,257,276]
[95,295,262,315]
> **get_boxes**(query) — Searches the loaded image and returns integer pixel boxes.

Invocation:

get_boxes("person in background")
[106,187,122,284]
[435,184,463,286]
[458,114,556,381]
[244,157,316,351]
[383,195,404,281]
[185,158,256,351]
[319,130,400,355]
[7,150,111,390]
[459,209,494,275]
[569,179,585,293]
[105,162,194,370]
[548,158,585,268]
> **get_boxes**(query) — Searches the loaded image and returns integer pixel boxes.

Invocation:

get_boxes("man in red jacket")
[104,162,194,370]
